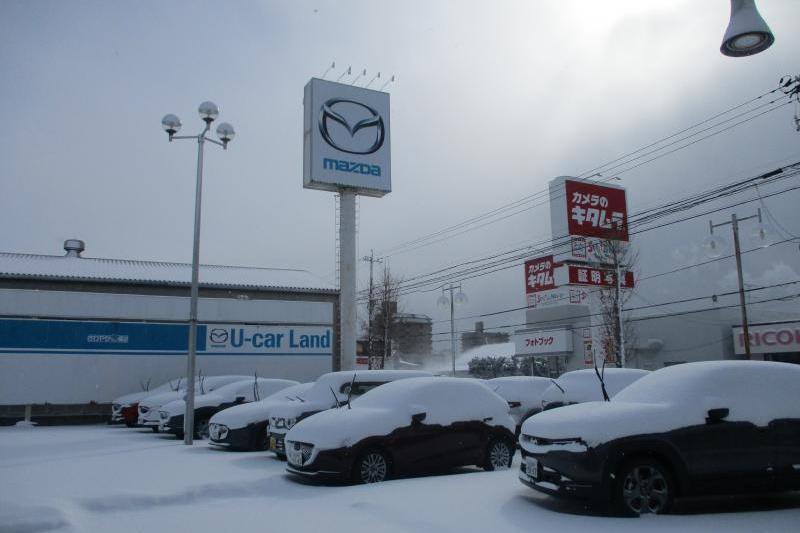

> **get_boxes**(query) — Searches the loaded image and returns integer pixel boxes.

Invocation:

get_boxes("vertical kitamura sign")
[303,78,391,197]
[549,177,629,263]
[524,255,556,293]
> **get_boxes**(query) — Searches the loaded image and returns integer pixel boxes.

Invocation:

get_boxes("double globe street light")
[161,102,235,445]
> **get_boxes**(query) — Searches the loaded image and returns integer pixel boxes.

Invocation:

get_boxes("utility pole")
[361,250,383,369]
[707,209,768,359]
[615,258,626,368]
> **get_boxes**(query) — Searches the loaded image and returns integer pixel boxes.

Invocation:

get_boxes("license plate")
[527,457,539,480]
[269,437,276,450]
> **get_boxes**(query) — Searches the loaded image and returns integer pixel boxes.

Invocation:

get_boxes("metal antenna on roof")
[365,72,381,89]
[336,66,352,82]
[253,372,260,401]
[351,68,367,86]
[379,74,396,91]
[321,61,335,79]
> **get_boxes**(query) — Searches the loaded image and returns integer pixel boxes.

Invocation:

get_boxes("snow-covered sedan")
[111,378,182,427]
[208,382,313,451]
[488,376,553,435]
[267,370,431,459]
[540,368,649,410]
[519,361,800,516]
[137,375,252,432]
[285,377,517,483]
[159,378,299,440]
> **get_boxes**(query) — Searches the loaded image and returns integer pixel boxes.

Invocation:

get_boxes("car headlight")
[521,435,588,453]
[209,423,228,441]
[139,406,150,414]
[286,441,314,466]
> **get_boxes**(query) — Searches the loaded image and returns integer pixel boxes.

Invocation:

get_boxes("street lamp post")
[437,284,468,376]
[161,102,235,445]
[705,209,770,359]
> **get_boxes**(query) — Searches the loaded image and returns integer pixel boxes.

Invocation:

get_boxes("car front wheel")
[616,458,674,516]
[484,437,514,471]
[354,449,389,484]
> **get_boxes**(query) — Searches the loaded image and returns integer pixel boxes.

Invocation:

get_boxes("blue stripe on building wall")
[0,318,206,352]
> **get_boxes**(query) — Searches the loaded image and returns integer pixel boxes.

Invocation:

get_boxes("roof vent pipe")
[64,239,85,257]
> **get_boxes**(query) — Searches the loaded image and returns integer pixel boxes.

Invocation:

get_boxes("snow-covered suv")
[267,370,431,459]
[519,361,800,516]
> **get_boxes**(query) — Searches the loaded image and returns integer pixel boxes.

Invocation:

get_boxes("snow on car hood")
[520,400,686,449]
[160,393,230,417]
[112,390,151,406]
[139,391,185,409]
[210,383,314,429]
[286,406,401,450]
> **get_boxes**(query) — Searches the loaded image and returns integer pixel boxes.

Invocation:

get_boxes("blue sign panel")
[0,319,205,355]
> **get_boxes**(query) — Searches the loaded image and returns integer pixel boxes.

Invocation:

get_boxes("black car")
[285,377,517,483]
[518,361,800,516]
[208,382,313,451]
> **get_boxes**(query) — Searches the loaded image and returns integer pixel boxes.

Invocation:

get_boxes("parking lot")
[1,424,798,533]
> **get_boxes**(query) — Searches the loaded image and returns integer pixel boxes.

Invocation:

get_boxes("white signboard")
[526,287,591,308]
[732,322,800,355]
[514,328,573,356]
[303,78,391,197]
[203,324,333,356]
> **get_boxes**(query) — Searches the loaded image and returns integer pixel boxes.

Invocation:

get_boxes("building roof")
[0,252,336,294]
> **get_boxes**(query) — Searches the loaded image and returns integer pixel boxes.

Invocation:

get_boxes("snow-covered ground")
[1,425,798,533]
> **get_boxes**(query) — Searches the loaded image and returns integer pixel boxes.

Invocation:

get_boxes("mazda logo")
[319,98,385,155]
[209,328,228,344]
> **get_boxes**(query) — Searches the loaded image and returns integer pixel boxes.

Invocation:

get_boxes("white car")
[208,382,314,450]
[111,378,182,427]
[488,376,553,434]
[158,378,299,439]
[137,375,252,432]
[267,370,431,458]
[540,368,649,410]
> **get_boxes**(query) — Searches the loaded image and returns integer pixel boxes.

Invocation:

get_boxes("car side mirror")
[411,412,427,425]
[706,407,729,424]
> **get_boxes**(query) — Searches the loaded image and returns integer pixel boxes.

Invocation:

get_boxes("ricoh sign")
[303,78,391,197]
[732,322,800,355]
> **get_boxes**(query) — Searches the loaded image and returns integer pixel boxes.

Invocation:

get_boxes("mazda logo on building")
[209,328,229,344]
[318,98,385,155]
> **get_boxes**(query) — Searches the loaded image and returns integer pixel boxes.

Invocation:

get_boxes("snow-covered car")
[159,378,299,439]
[518,361,800,516]
[137,375,252,432]
[540,368,649,410]
[267,370,431,459]
[488,376,553,435]
[285,377,517,483]
[111,378,182,427]
[208,382,313,451]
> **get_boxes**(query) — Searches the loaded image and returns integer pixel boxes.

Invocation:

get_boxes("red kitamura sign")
[568,265,634,288]
[525,255,556,293]
[565,180,629,241]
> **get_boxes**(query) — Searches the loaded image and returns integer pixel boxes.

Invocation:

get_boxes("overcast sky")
[2,1,799,348]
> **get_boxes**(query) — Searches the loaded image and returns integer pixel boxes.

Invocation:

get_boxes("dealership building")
[0,240,338,422]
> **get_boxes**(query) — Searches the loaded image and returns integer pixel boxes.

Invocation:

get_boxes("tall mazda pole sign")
[303,79,392,370]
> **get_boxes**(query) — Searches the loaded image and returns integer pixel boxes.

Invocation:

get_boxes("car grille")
[286,441,313,466]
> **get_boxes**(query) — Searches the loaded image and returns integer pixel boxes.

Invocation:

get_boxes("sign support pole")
[339,189,357,370]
